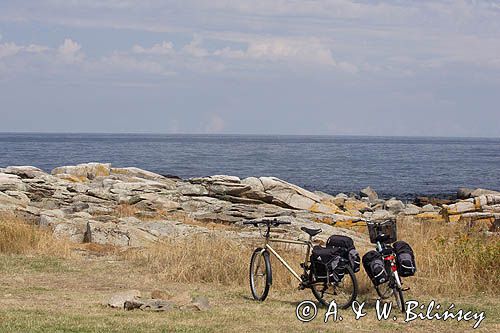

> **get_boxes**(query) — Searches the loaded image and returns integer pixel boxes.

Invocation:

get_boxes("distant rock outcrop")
[1,163,498,247]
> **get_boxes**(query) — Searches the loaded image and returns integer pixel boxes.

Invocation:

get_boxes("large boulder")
[241,177,274,203]
[360,186,378,202]
[442,196,489,215]
[457,187,474,199]
[343,198,370,212]
[403,203,421,215]
[0,173,27,192]
[84,221,131,246]
[207,182,252,196]
[111,167,167,181]
[52,219,88,243]
[52,162,111,181]
[0,191,29,208]
[371,209,395,221]
[385,199,405,214]
[1,166,45,179]
[258,177,321,210]
[137,193,180,211]
[470,188,500,198]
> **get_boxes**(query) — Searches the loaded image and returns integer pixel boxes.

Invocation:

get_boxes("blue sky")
[0,0,499,136]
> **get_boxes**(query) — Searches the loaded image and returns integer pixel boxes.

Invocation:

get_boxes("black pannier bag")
[393,241,416,277]
[362,250,389,285]
[326,235,360,273]
[310,245,346,283]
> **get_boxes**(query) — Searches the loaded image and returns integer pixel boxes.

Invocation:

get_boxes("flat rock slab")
[107,290,142,308]
[125,299,175,312]
[108,290,210,312]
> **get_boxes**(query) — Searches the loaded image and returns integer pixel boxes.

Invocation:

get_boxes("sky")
[0,0,499,137]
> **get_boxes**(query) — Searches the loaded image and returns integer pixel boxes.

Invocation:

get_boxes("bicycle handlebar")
[366,219,393,225]
[243,218,291,227]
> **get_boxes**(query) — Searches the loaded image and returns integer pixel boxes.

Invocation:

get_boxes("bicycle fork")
[384,255,403,289]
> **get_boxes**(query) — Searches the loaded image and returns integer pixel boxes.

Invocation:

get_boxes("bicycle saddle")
[300,227,322,237]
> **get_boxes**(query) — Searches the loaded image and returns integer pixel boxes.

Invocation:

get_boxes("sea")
[1,133,499,200]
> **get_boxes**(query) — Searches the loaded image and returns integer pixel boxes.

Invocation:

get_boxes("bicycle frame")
[258,231,313,283]
[376,241,402,289]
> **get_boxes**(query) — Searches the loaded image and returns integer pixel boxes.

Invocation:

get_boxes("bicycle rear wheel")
[249,248,272,301]
[310,265,358,309]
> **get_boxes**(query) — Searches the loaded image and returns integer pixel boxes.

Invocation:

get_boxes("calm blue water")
[0,133,499,199]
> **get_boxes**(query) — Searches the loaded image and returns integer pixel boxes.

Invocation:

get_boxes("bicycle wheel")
[375,282,394,299]
[394,287,405,312]
[311,265,358,309]
[249,248,272,301]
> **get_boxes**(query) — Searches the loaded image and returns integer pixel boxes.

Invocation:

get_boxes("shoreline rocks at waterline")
[0,162,498,247]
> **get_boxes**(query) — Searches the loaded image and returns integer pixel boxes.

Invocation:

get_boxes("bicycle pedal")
[402,287,410,291]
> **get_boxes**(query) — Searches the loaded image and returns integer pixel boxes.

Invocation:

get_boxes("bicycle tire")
[394,287,405,312]
[249,248,272,301]
[375,282,394,299]
[310,265,358,309]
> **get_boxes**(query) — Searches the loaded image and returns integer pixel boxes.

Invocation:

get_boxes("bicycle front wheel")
[311,265,358,309]
[249,248,272,301]
[375,282,394,299]
[394,287,405,312]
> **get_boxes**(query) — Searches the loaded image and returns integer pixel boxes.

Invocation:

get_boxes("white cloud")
[58,38,84,64]
[0,42,49,59]
[0,42,22,59]
[2,1,499,74]
[132,41,174,55]
[213,37,358,72]
[247,38,336,65]
[182,36,209,57]
[100,53,173,75]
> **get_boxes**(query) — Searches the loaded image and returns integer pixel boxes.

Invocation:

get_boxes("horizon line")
[0,131,499,140]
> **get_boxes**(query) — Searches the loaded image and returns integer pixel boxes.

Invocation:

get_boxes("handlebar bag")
[310,246,346,283]
[326,235,360,273]
[362,250,388,285]
[393,241,416,277]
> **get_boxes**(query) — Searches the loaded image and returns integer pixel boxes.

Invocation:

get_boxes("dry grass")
[0,211,498,332]
[113,203,140,218]
[399,220,500,296]
[1,253,497,333]
[124,234,306,289]
[0,212,71,257]
[127,220,499,298]
[1,208,498,298]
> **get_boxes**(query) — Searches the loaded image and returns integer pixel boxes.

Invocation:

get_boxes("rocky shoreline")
[1,162,498,247]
